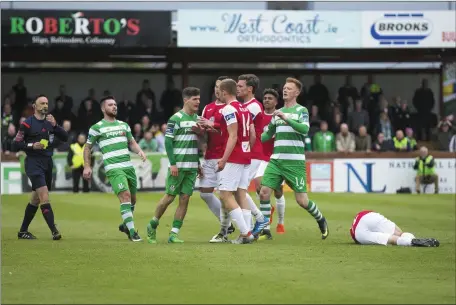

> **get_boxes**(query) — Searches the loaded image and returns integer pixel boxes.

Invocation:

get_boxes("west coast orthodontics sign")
[176,10,456,49]
[1,10,171,47]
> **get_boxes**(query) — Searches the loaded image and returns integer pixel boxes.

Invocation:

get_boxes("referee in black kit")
[12,95,69,240]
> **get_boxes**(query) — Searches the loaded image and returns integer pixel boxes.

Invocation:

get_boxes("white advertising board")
[333,158,456,194]
[1,162,22,195]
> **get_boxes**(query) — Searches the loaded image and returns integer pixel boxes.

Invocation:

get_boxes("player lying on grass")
[83,96,146,242]
[146,87,203,244]
[350,210,440,247]
[253,89,286,239]
[255,78,329,240]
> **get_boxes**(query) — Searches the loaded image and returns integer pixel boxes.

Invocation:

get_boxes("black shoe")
[18,231,37,239]
[52,230,62,240]
[317,217,329,240]
[227,223,236,235]
[412,238,440,247]
[130,231,142,242]
[258,229,273,240]
[119,223,130,240]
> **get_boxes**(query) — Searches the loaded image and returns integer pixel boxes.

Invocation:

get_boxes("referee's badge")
[49,134,55,144]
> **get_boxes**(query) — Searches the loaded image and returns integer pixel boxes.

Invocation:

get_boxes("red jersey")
[350,210,373,243]
[202,101,226,160]
[260,112,275,161]
[220,101,252,164]
[243,98,266,161]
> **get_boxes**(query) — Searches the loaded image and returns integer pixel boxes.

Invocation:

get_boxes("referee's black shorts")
[25,156,53,191]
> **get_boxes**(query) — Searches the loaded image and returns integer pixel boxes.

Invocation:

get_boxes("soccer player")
[253,89,286,239]
[83,96,146,242]
[146,87,202,244]
[13,95,68,240]
[216,79,255,244]
[255,78,329,239]
[198,76,235,237]
[350,210,440,247]
[236,74,268,230]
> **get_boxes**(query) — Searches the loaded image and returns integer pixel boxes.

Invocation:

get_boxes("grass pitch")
[1,192,455,304]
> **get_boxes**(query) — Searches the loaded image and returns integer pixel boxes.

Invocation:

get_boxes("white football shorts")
[355,212,396,246]
[199,159,219,188]
[219,163,250,192]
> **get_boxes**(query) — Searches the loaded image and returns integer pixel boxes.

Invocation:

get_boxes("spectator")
[117,97,135,125]
[312,121,335,152]
[405,128,418,151]
[133,123,143,142]
[2,103,14,139]
[144,95,162,124]
[1,123,16,154]
[12,77,27,116]
[338,75,359,118]
[413,79,435,141]
[390,96,402,126]
[140,115,151,134]
[160,78,182,120]
[155,123,167,153]
[56,120,77,152]
[413,146,438,194]
[54,84,74,113]
[51,98,76,126]
[138,131,158,152]
[336,123,356,152]
[77,99,102,133]
[360,75,382,133]
[67,133,90,193]
[308,75,330,119]
[355,125,372,152]
[394,101,412,132]
[393,130,410,152]
[329,112,343,135]
[375,112,394,141]
[449,134,456,152]
[309,105,322,138]
[435,120,453,151]
[372,132,394,152]
[348,99,369,134]
[21,101,34,118]
[136,79,156,113]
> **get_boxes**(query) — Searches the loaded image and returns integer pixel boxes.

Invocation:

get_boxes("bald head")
[396,130,404,140]
[340,123,349,134]
[420,146,428,158]
[33,95,49,115]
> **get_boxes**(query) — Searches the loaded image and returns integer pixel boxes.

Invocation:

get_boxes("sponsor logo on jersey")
[224,113,235,121]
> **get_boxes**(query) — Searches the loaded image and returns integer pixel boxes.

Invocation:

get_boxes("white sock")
[246,193,264,221]
[220,208,231,236]
[171,228,179,234]
[397,236,413,246]
[242,209,252,233]
[200,192,221,221]
[229,207,249,235]
[276,195,285,225]
[401,232,416,240]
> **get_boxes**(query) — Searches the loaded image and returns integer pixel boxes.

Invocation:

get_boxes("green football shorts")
[106,167,138,195]
[165,169,198,196]
[261,159,307,193]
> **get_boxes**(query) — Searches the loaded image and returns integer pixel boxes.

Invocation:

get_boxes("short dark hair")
[217,76,229,82]
[263,88,279,100]
[100,95,116,106]
[285,77,302,92]
[33,94,47,104]
[219,79,237,96]
[182,87,200,99]
[238,74,260,94]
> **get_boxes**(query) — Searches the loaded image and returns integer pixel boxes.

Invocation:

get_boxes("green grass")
[1,193,455,304]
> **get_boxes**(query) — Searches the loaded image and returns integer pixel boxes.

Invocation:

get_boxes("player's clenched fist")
[46,114,56,127]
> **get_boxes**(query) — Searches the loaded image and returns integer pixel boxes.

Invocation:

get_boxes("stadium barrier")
[1,152,455,194]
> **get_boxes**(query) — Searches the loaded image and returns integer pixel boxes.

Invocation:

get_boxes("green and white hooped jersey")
[165,110,199,171]
[265,104,309,164]
[87,119,133,173]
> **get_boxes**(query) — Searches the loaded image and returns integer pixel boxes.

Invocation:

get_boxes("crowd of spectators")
[2,74,456,157]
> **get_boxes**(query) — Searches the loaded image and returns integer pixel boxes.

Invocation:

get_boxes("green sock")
[170,219,183,235]
[305,200,324,221]
[120,202,135,236]
[150,216,159,229]
[260,200,271,219]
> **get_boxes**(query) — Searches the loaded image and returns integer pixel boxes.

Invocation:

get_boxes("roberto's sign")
[1,10,171,47]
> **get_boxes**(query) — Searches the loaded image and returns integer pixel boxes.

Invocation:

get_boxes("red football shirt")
[220,101,252,164]
[202,101,226,160]
[243,98,266,161]
[350,210,373,244]
[260,112,275,161]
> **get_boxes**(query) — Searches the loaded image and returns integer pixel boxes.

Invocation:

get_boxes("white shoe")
[209,233,228,243]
